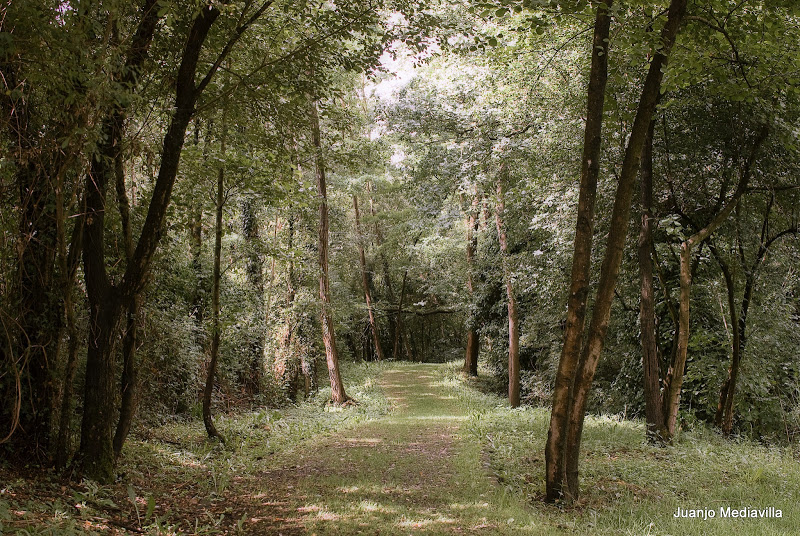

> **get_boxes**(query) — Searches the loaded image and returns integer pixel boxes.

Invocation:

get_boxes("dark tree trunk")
[710,244,739,433]
[81,111,126,483]
[54,188,84,469]
[495,168,519,408]
[637,121,667,443]
[113,138,141,458]
[79,3,221,482]
[394,270,408,360]
[712,195,793,436]
[545,1,613,503]
[354,195,385,361]
[310,99,348,404]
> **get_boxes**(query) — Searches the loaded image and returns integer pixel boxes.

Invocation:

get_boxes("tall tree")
[310,98,349,404]
[495,166,519,407]
[548,0,687,502]
[464,192,481,376]
[545,0,613,503]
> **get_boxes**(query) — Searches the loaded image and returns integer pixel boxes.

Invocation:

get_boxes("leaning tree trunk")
[310,98,348,404]
[555,0,687,503]
[545,0,613,503]
[664,126,767,440]
[495,168,520,408]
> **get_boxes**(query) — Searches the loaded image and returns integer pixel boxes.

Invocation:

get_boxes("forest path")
[237,363,534,535]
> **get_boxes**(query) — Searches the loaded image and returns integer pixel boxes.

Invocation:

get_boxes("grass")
[452,362,800,535]
[2,360,799,535]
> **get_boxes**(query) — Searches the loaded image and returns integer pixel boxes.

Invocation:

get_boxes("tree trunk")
[354,195,385,361]
[710,244,739,433]
[54,186,84,469]
[464,193,480,376]
[495,168,520,408]
[274,216,298,398]
[549,0,687,503]
[310,98,348,404]
[203,118,226,441]
[664,127,767,440]
[113,141,141,458]
[370,187,398,342]
[637,120,667,443]
[81,111,126,483]
[545,1,613,503]
[394,270,409,360]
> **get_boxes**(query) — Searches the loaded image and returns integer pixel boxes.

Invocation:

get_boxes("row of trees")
[377,0,800,504]
[2,0,799,509]
[1,0,452,482]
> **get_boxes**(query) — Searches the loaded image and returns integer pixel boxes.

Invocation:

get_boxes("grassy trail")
[240,363,532,535]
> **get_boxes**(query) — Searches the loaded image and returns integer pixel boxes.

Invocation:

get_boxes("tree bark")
[394,269,409,360]
[637,120,667,443]
[495,167,520,407]
[546,0,688,502]
[79,3,220,482]
[564,0,687,500]
[310,98,348,404]
[241,197,265,394]
[274,216,298,398]
[712,195,794,435]
[545,0,613,502]
[113,139,141,458]
[354,195,385,360]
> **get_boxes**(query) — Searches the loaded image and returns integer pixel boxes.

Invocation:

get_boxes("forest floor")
[3,361,800,535]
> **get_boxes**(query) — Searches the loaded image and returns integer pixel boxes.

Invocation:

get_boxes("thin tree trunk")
[545,1,613,503]
[664,126,767,440]
[464,193,480,376]
[369,186,397,339]
[54,192,84,469]
[560,0,687,502]
[637,120,667,443]
[710,243,739,432]
[113,142,141,458]
[394,270,408,360]
[274,216,297,398]
[495,168,519,407]
[354,195,385,360]
[203,126,225,442]
[310,98,348,404]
